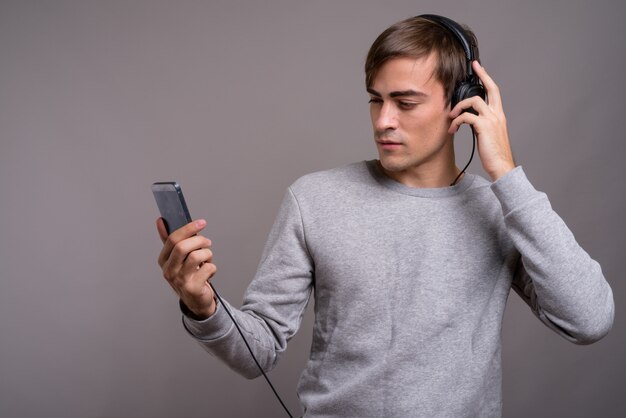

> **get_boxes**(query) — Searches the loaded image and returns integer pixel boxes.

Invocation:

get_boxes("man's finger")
[448,112,477,134]
[162,234,211,271]
[158,219,207,267]
[449,95,490,120]
[180,248,214,277]
[170,219,207,242]
[472,61,502,110]
[156,218,169,243]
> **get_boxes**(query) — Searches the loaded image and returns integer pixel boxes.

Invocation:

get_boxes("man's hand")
[156,218,217,320]
[448,60,516,181]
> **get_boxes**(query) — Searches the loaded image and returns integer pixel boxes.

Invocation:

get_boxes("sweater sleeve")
[491,167,614,345]
[181,187,314,378]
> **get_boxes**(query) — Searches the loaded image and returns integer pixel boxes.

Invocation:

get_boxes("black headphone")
[419,14,486,113]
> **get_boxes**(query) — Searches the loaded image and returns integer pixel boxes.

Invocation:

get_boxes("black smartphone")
[151,182,192,235]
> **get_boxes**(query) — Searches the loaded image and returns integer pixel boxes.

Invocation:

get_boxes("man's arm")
[449,61,613,342]
[174,188,315,378]
[492,167,614,344]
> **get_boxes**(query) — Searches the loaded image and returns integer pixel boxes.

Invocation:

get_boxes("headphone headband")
[418,14,478,79]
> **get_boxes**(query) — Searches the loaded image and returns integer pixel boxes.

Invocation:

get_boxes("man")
[156,15,614,417]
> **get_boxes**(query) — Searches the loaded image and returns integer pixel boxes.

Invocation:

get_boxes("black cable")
[450,126,476,186]
[209,283,294,418]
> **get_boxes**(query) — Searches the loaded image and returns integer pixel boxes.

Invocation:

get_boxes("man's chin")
[378,156,408,173]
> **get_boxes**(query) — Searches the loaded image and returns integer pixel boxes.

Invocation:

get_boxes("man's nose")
[374,103,398,131]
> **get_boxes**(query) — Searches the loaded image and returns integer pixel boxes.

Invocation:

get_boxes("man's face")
[368,54,454,186]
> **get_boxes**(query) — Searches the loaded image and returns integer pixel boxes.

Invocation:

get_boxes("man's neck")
[376,160,462,188]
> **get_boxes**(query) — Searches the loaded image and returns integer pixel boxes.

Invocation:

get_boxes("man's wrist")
[489,162,516,181]
[179,299,217,321]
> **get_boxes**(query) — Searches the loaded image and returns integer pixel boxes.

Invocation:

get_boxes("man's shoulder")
[467,173,493,192]
[289,161,373,194]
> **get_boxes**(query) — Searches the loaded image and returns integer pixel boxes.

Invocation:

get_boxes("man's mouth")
[376,139,403,149]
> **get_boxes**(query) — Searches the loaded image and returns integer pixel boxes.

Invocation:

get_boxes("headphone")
[419,14,486,113]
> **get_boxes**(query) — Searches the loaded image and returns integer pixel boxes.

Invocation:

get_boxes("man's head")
[365,15,478,107]
[364,16,480,186]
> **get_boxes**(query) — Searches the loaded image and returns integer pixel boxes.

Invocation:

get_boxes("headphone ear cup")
[452,82,486,115]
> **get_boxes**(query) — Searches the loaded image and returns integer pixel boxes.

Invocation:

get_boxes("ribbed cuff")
[180,299,234,341]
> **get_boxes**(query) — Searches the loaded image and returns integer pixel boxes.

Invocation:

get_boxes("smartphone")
[151,182,192,235]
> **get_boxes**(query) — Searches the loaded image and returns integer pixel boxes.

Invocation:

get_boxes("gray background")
[1,1,624,417]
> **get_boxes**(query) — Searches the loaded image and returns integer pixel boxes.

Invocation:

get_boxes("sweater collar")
[366,160,476,197]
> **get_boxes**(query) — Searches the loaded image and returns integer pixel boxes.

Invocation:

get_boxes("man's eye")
[398,101,417,110]
[368,98,382,104]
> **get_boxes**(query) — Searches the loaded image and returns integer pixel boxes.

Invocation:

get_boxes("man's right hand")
[156,218,217,320]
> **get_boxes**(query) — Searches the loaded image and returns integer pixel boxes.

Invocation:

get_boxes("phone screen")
[151,182,192,235]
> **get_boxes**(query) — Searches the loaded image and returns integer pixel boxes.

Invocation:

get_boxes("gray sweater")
[182,161,614,417]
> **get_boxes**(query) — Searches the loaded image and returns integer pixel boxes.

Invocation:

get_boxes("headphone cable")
[209,283,294,418]
[450,126,476,186]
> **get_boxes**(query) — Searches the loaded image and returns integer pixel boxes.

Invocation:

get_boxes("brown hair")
[365,16,478,106]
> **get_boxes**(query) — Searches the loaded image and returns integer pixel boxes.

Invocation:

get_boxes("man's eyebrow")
[390,89,427,98]
[366,88,427,98]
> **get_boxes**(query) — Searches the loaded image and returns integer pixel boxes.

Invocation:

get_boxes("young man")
[156,15,614,417]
